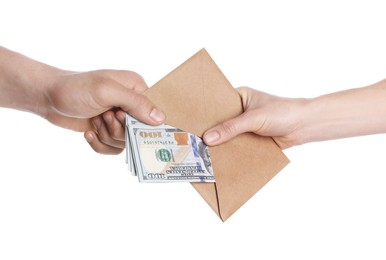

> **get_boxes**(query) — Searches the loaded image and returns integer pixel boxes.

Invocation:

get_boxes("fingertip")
[149,108,166,124]
[203,130,221,145]
[84,131,95,143]
[129,72,149,92]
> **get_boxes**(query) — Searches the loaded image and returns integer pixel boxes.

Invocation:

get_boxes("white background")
[1,0,386,259]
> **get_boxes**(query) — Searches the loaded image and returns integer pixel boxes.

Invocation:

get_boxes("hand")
[45,69,165,154]
[203,87,307,149]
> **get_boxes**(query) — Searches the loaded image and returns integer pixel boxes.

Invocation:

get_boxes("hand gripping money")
[125,114,215,183]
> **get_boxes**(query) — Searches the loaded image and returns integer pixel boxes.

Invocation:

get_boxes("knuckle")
[237,86,252,97]
[118,70,146,86]
[127,71,143,80]
[124,72,147,91]
[237,86,250,92]
[236,87,251,107]
[132,94,151,109]
[221,121,237,136]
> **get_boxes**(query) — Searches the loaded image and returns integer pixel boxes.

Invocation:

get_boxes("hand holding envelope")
[130,49,289,221]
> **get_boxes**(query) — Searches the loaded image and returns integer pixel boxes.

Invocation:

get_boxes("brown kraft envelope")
[144,49,289,221]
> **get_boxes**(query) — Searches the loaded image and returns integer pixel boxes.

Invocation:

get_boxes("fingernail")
[150,108,166,122]
[204,131,220,144]
[85,132,94,143]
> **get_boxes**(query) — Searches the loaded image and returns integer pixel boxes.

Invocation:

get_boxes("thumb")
[101,83,165,125]
[203,110,264,146]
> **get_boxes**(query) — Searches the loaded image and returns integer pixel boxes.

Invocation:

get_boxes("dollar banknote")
[125,114,215,183]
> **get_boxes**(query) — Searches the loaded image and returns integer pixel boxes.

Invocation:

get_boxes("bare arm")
[300,80,386,144]
[0,46,165,154]
[0,46,58,115]
[203,79,386,149]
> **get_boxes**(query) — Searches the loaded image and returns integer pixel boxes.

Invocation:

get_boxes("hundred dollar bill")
[125,114,215,183]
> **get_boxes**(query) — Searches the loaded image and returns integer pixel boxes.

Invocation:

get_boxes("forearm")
[0,46,60,117]
[300,79,386,144]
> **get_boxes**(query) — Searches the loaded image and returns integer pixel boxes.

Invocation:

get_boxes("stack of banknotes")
[125,114,215,183]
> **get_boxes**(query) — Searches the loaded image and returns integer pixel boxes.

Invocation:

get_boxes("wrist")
[30,66,66,119]
[281,97,314,147]
[292,92,355,144]
[0,47,63,118]
[293,97,320,146]
[28,65,65,119]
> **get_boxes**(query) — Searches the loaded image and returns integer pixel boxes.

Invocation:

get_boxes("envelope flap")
[207,134,289,220]
[145,49,289,221]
